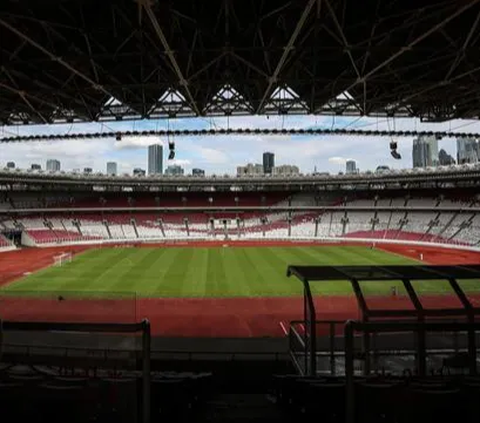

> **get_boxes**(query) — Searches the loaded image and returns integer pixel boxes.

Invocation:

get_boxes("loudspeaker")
[390,140,401,159]
[391,150,402,160]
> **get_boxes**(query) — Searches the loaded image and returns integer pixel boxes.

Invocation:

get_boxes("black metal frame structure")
[0,319,151,423]
[344,320,480,423]
[287,264,480,376]
[2,0,480,124]
[4,128,480,143]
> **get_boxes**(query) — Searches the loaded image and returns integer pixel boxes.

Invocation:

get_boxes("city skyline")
[4,133,477,176]
[1,114,472,175]
[2,137,471,176]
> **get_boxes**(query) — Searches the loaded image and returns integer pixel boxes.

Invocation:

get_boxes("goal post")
[53,252,73,267]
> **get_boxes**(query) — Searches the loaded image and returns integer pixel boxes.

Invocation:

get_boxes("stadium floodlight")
[390,140,402,160]
[391,150,402,159]
[168,140,175,160]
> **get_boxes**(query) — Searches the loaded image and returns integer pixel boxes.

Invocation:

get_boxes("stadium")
[1,168,480,336]
[2,1,480,422]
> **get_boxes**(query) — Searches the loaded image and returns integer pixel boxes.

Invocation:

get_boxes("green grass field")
[1,245,479,298]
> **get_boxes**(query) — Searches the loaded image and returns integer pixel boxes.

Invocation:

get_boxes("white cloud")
[167,159,191,167]
[328,156,354,165]
[197,147,229,164]
[0,139,112,171]
[114,136,164,150]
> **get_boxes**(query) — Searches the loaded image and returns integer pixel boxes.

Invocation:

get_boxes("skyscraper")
[46,159,60,171]
[192,168,205,176]
[148,144,163,175]
[456,138,479,164]
[237,163,264,176]
[165,165,184,176]
[345,160,357,174]
[272,165,300,175]
[106,162,117,176]
[263,152,275,174]
[133,168,146,176]
[412,136,439,168]
[438,149,455,166]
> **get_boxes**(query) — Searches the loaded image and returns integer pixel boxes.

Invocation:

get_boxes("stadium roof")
[1,0,480,124]
[287,264,480,282]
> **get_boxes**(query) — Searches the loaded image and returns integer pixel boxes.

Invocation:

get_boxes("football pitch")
[1,245,479,298]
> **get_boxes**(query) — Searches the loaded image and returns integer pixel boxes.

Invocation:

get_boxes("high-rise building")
[46,159,61,172]
[31,164,41,170]
[165,165,184,176]
[456,138,479,164]
[272,165,300,175]
[192,168,205,176]
[148,144,163,175]
[375,165,390,174]
[263,152,275,174]
[106,162,117,176]
[345,160,357,174]
[6,162,15,169]
[438,149,455,166]
[412,136,439,168]
[133,167,146,176]
[237,163,263,176]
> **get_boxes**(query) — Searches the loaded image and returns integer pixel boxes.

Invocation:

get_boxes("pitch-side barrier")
[20,235,480,254]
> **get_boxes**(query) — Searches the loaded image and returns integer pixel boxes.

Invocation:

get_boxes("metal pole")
[448,278,476,375]
[304,286,308,374]
[310,314,316,377]
[330,321,336,375]
[416,319,426,377]
[363,325,370,375]
[142,319,151,423]
[468,316,477,375]
[345,321,355,423]
[303,281,317,376]
[402,278,426,377]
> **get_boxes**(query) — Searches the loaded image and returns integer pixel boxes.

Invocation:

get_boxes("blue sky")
[0,113,475,175]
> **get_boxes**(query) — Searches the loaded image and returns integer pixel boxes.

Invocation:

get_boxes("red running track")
[0,242,480,337]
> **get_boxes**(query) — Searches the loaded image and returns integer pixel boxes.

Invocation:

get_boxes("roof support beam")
[0,17,117,102]
[255,0,317,114]
[342,0,480,94]
[324,0,360,80]
[445,7,480,80]
[139,0,200,116]
[0,82,57,124]
[398,63,480,107]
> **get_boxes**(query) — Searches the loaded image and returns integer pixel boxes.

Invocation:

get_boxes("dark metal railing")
[0,319,151,423]
[344,320,480,423]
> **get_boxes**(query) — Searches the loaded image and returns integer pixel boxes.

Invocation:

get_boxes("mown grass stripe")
[1,245,478,299]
